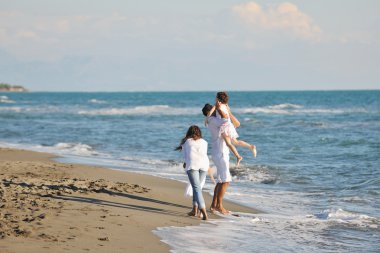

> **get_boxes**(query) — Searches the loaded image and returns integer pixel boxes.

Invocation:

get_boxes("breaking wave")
[313,208,379,229]
[236,104,369,115]
[0,96,15,103]
[230,164,279,184]
[53,142,98,156]
[78,105,199,116]
[88,99,106,104]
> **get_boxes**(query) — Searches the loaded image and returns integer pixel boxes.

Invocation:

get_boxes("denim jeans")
[186,169,207,209]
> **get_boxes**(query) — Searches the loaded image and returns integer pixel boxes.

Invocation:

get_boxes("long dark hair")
[175,125,202,151]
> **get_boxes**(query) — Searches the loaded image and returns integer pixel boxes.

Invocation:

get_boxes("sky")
[0,0,379,91]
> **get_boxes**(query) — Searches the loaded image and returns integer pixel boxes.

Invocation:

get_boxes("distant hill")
[0,83,28,92]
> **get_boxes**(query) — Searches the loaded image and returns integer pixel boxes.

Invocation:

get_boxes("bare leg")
[210,183,220,212]
[222,133,242,167]
[188,205,198,216]
[232,138,257,157]
[215,182,230,214]
[200,208,208,220]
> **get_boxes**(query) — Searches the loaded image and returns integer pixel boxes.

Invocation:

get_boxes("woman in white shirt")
[176,125,209,220]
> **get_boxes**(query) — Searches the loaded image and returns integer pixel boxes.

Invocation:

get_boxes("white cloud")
[0,11,22,18]
[0,11,134,61]
[56,20,70,33]
[16,30,39,39]
[1,3,367,63]
[232,2,322,41]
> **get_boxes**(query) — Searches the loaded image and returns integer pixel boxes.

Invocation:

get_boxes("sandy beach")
[0,148,257,253]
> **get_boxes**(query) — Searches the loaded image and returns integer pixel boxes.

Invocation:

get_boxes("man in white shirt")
[202,102,240,214]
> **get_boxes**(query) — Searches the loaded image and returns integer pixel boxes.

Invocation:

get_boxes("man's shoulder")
[207,116,218,124]
[208,116,226,126]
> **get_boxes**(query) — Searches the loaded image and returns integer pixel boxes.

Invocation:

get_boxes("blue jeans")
[187,169,207,209]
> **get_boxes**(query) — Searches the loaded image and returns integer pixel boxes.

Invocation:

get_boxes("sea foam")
[78,105,199,116]
[154,209,379,253]
[0,96,15,103]
[53,142,98,156]
[236,104,369,115]
[88,99,106,104]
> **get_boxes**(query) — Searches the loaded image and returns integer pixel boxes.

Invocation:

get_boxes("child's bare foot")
[250,145,257,157]
[236,156,243,167]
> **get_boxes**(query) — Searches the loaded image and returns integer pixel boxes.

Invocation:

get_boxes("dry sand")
[0,148,257,253]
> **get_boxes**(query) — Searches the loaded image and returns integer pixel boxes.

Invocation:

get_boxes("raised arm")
[206,101,230,128]
[207,106,216,118]
[226,104,240,128]
[215,101,228,119]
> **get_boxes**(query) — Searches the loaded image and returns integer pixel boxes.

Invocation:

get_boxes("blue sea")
[1,91,379,252]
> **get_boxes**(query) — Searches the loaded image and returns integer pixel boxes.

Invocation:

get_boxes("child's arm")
[215,101,228,119]
[205,102,228,126]
[226,104,240,128]
[205,105,216,126]
[207,105,216,117]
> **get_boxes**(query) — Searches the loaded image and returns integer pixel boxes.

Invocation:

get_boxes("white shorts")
[212,153,231,183]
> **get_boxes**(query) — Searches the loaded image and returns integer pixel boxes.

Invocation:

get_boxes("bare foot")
[251,145,257,157]
[220,208,231,215]
[188,207,198,216]
[236,156,243,167]
[215,207,231,215]
[199,209,208,220]
[209,207,216,214]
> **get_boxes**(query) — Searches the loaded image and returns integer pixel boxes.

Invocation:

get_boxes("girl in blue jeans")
[176,125,209,220]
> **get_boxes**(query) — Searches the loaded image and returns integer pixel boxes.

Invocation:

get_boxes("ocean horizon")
[9,89,380,93]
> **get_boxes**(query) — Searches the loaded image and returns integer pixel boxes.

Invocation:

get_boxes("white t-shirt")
[207,116,229,157]
[207,116,231,182]
[182,138,209,171]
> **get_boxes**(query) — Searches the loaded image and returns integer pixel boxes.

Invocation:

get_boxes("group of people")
[176,91,257,220]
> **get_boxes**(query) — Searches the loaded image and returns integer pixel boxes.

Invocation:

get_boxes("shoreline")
[0,147,258,253]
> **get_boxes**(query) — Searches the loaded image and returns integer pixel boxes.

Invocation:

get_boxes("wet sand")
[0,148,258,252]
